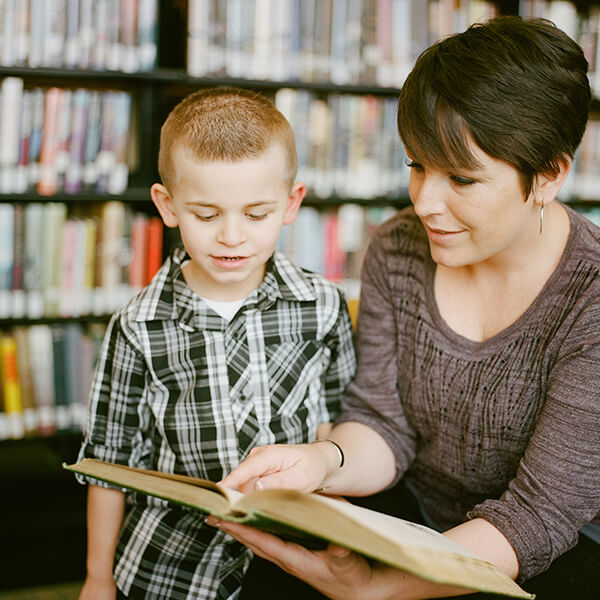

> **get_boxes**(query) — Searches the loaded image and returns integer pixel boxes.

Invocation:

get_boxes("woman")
[211,16,600,599]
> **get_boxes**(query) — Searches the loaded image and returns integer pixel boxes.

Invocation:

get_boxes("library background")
[0,0,599,594]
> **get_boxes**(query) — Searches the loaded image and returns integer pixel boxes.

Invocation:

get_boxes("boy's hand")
[219,442,341,493]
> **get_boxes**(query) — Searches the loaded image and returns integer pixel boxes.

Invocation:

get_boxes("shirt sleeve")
[335,232,418,484]
[77,312,150,487]
[468,295,600,582]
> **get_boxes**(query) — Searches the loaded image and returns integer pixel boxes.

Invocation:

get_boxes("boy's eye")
[195,213,217,221]
[247,213,268,221]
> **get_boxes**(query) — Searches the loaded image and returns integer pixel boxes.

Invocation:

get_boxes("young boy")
[77,88,357,600]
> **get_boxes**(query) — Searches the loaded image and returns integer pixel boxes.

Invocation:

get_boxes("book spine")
[37,87,63,196]
[92,0,110,70]
[145,216,163,285]
[42,0,67,68]
[64,0,80,68]
[107,91,132,195]
[119,0,139,72]
[0,76,24,193]
[0,334,25,439]
[27,325,57,435]
[77,0,94,69]
[65,88,90,195]
[13,0,29,66]
[15,89,32,194]
[23,203,45,318]
[137,0,158,71]
[51,325,71,431]
[1,0,16,66]
[13,326,38,435]
[12,203,25,318]
[129,213,149,292]
[187,0,210,77]
[0,204,14,319]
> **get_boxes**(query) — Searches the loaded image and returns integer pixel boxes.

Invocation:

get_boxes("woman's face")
[407,142,538,268]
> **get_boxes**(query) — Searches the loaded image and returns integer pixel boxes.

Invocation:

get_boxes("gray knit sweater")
[337,205,600,582]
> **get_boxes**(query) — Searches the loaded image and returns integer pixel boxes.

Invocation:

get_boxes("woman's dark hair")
[397,16,591,195]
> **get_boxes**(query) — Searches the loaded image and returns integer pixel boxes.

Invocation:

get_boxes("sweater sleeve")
[335,230,418,484]
[469,293,600,582]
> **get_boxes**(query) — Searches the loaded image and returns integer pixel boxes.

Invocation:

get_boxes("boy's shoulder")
[115,249,182,324]
[271,251,347,304]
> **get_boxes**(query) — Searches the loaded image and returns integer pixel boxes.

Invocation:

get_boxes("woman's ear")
[283,181,306,225]
[150,183,179,228]
[532,157,572,208]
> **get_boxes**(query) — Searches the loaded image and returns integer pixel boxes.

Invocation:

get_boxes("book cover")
[64,458,533,600]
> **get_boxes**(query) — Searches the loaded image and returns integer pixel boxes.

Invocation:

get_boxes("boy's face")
[151,144,305,301]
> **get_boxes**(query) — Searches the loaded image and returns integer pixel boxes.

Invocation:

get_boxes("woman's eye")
[450,175,476,186]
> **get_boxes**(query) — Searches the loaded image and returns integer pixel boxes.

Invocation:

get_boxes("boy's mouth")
[211,255,251,269]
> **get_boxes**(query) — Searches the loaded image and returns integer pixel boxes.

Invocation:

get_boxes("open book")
[64,458,532,599]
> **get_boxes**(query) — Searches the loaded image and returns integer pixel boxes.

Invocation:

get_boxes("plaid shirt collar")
[130,247,317,329]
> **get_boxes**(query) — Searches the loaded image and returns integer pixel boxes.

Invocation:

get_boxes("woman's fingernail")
[255,479,263,490]
[205,516,219,527]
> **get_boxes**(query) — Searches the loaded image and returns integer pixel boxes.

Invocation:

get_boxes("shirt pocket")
[265,339,330,417]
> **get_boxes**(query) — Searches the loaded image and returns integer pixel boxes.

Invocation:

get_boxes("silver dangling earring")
[539,204,544,236]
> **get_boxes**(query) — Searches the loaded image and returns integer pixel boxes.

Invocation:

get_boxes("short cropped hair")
[158,87,297,192]
[397,16,591,196]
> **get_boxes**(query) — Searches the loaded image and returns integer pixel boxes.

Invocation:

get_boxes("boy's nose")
[217,218,246,246]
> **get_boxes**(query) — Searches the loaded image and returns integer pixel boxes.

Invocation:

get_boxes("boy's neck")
[181,261,265,302]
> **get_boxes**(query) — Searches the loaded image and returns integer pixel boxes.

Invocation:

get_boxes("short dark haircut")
[397,16,591,195]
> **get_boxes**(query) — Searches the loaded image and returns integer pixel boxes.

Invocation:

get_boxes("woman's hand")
[220,441,341,493]
[206,518,384,600]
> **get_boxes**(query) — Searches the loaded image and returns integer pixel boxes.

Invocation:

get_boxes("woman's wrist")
[310,438,345,487]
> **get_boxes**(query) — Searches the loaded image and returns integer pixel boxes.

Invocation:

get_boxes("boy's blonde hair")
[158,87,298,192]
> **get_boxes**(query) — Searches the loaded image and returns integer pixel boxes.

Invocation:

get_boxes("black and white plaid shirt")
[79,247,357,599]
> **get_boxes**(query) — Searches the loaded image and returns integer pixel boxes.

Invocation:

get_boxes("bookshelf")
[1,0,600,591]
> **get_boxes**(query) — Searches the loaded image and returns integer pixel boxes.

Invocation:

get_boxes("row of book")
[278,204,398,300]
[275,89,408,199]
[0,201,163,320]
[0,322,106,440]
[0,77,134,195]
[0,0,158,72]
[187,0,500,87]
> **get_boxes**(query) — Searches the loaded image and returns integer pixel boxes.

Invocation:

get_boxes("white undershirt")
[200,296,246,321]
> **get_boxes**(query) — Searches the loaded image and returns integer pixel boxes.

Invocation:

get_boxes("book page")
[65,459,239,515]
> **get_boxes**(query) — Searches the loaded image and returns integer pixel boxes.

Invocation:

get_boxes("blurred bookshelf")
[1,0,600,591]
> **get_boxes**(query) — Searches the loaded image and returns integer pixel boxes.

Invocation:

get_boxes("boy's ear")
[283,182,306,225]
[151,183,179,228]
[532,157,571,208]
